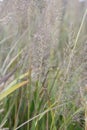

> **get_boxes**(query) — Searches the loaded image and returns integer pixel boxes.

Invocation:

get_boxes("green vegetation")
[0,0,87,130]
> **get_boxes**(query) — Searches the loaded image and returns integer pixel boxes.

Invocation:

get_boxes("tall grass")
[0,0,87,129]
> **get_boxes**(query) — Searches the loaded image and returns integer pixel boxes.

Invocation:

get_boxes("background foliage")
[0,0,87,129]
